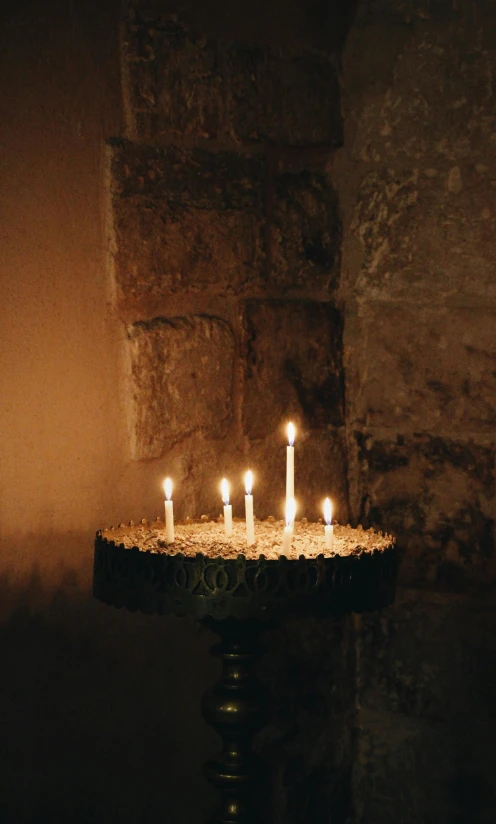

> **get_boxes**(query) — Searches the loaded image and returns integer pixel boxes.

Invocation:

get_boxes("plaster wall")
[0,0,123,569]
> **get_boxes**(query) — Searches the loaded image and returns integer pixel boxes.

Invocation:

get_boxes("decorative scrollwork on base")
[93,534,398,621]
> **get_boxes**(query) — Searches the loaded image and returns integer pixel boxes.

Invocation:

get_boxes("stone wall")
[113,4,349,522]
[336,1,496,820]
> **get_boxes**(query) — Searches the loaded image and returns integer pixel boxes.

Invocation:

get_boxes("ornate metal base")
[201,618,269,824]
[93,526,397,822]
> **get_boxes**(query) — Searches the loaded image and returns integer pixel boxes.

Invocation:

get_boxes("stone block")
[123,11,342,146]
[127,315,235,460]
[357,590,496,720]
[124,10,224,140]
[241,300,345,439]
[350,166,496,305]
[347,302,496,435]
[353,432,495,590]
[346,14,496,306]
[111,143,266,300]
[352,12,496,167]
[226,46,342,146]
[353,709,496,824]
[270,171,341,297]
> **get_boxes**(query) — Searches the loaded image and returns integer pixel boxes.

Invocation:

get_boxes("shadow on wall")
[0,537,358,824]
[0,564,217,824]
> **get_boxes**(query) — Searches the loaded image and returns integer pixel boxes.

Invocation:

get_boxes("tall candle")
[244,470,255,546]
[286,422,295,503]
[324,497,334,550]
[221,478,233,538]
[163,477,174,544]
[281,497,296,557]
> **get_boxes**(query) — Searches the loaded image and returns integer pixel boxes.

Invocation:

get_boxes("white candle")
[324,497,334,550]
[286,422,295,503]
[163,477,174,544]
[221,478,233,538]
[282,525,292,556]
[244,470,255,546]
[281,497,296,557]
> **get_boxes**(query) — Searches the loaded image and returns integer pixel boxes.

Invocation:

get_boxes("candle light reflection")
[245,470,253,495]
[164,477,173,501]
[287,421,295,446]
[324,497,332,525]
[221,478,230,505]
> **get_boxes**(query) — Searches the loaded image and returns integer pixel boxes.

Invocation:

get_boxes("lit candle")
[281,497,296,557]
[221,478,233,538]
[163,477,174,544]
[244,470,255,546]
[286,422,295,503]
[324,497,334,549]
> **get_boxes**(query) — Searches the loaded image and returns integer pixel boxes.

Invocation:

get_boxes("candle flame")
[285,497,296,527]
[164,477,173,501]
[244,470,253,496]
[324,497,332,525]
[287,421,295,446]
[221,478,230,505]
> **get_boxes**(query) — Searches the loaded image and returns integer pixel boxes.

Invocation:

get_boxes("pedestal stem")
[201,619,269,824]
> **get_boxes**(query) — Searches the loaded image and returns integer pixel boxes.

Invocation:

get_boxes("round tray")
[93,530,398,622]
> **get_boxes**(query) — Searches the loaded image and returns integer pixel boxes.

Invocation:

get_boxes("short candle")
[163,477,175,544]
[286,422,295,504]
[281,497,296,557]
[244,470,255,547]
[221,478,233,538]
[324,497,334,550]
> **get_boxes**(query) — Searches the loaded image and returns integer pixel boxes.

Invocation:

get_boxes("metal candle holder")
[93,526,397,823]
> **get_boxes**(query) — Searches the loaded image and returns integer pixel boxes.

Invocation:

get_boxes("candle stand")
[93,529,397,823]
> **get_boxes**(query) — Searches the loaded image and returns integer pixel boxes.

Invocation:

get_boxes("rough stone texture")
[337,3,496,820]
[124,10,224,141]
[111,142,266,301]
[350,165,496,304]
[339,2,496,589]
[338,0,496,580]
[225,46,341,147]
[353,432,495,591]
[270,171,341,297]
[127,315,235,460]
[347,303,496,436]
[111,143,342,306]
[111,142,341,307]
[241,300,345,438]
[123,9,342,146]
